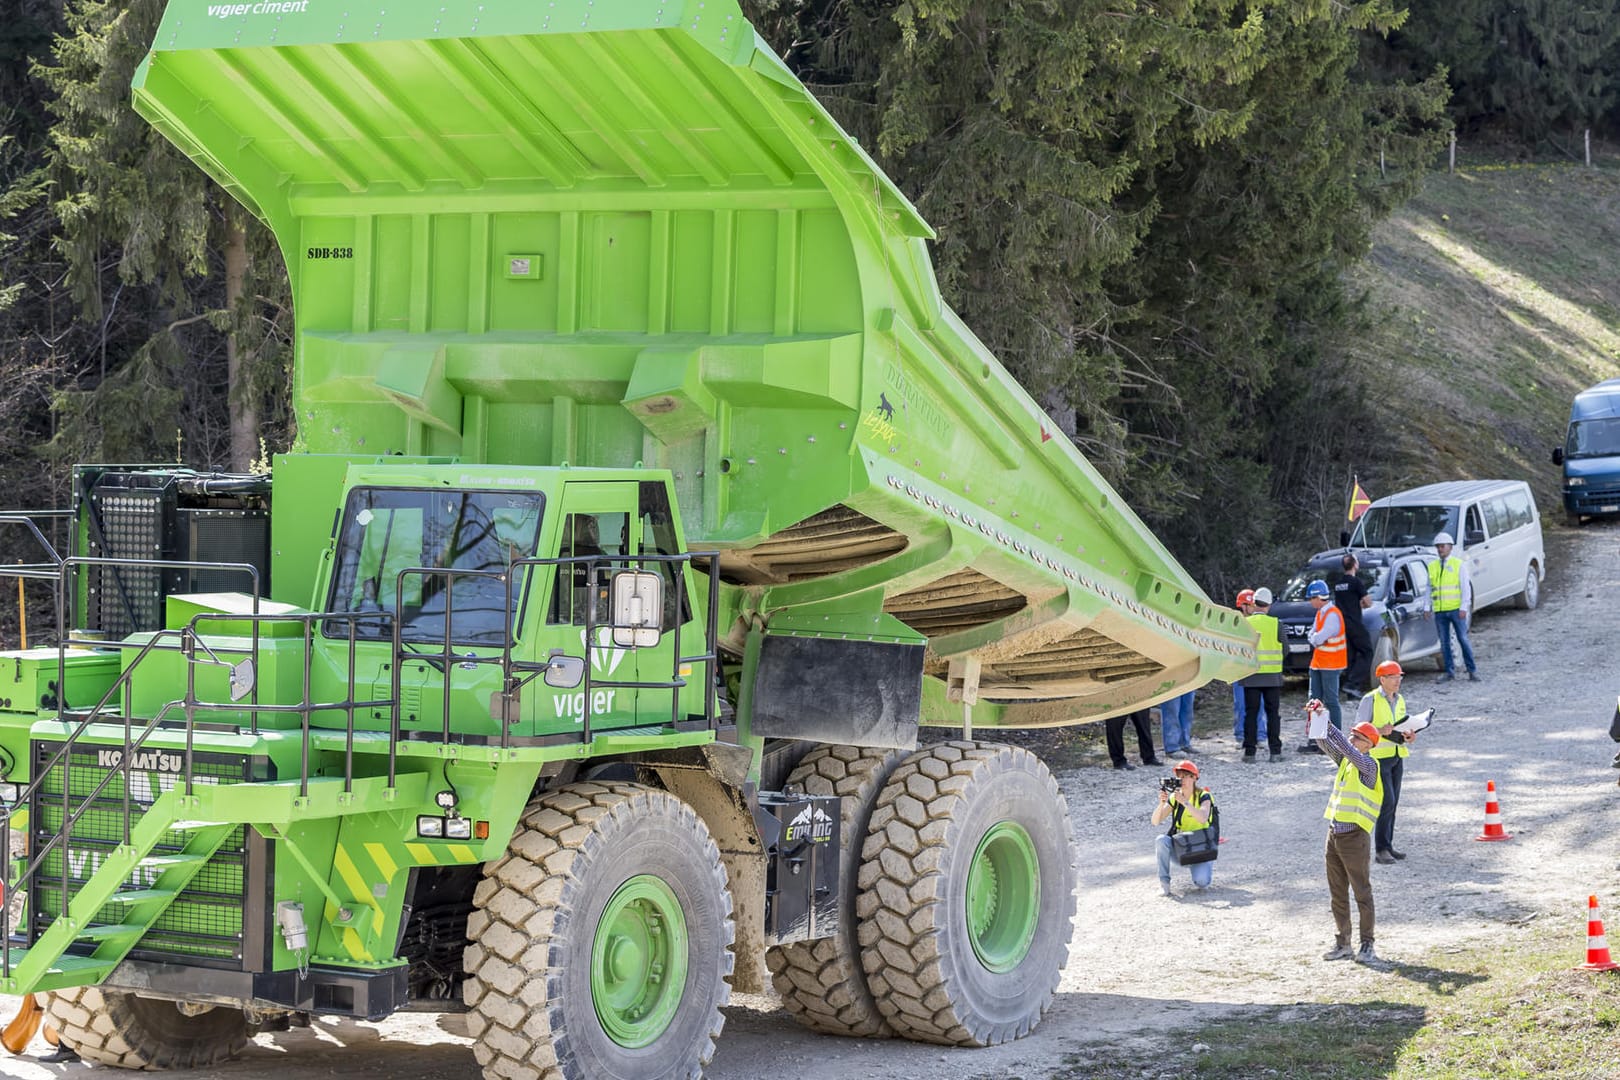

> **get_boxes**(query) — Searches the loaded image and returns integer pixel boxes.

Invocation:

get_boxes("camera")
[1159,777,1180,794]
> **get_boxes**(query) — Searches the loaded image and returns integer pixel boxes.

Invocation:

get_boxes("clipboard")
[1391,707,1433,736]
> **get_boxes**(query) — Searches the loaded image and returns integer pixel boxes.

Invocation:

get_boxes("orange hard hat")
[1375,660,1403,678]
[1172,760,1199,778]
[1235,589,1256,607]
[1351,722,1381,746]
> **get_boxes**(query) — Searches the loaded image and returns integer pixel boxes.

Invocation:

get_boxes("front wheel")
[856,742,1075,1047]
[464,782,734,1080]
[42,987,251,1069]
[1513,564,1540,610]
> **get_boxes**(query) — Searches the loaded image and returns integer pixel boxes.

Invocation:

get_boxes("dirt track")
[2,523,1615,1078]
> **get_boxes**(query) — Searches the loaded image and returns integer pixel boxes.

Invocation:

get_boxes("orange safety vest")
[1311,605,1348,670]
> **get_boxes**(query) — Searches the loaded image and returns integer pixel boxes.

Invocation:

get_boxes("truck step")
[104,889,176,904]
[75,923,144,941]
[139,853,206,868]
[169,819,228,830]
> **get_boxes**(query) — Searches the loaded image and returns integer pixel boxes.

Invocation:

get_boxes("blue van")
[1552,378,1620,525]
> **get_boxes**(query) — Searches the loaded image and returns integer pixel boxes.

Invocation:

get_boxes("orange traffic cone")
[1580,895,1620,972]
[1473,780,1512,842]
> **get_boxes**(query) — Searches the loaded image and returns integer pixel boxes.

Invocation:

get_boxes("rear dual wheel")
[42,987,251,1069]
[857,741,1075,1046]
[464,782,733,1080]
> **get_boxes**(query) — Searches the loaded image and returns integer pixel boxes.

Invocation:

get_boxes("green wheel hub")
[591,875,689,1048]
[965,821,1040,973]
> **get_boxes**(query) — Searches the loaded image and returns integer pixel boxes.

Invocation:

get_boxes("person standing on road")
[1161,691,1197,758]
[1301,580,1347,752]
[1333,553,1374,699]
[1429,532,1478,683]
[1230,590,1268,746]
[1316,719,1384,964]
[1240,587,1283,763]
[1107,708,1160,771]
[1151,760,1216,896]
[1360,660,1416,864]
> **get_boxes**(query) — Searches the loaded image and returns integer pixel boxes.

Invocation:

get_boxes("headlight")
[1568,478,1586,487]
[445,817,472,840]
[416,815,445,838]
[0,782,20,805]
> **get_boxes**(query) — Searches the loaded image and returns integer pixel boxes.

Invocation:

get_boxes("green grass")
[1042,922,1620,1079]
[1344,161,1620,507]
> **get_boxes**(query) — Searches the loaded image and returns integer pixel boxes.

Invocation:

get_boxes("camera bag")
[1169,801,1220,865]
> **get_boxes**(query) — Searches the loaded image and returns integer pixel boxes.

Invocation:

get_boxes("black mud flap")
[749,635,922,749]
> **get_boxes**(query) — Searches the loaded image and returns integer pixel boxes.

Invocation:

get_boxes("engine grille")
[29,741,268,969]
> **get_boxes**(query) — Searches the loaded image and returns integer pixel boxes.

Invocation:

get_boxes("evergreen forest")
[3,0,1617,595]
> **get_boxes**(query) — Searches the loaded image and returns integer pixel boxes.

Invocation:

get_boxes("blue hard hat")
[1306,580,1331,599]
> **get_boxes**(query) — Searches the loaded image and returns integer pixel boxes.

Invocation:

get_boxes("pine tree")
[36,0,291,468]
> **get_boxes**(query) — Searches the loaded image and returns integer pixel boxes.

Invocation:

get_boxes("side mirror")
[543,652,586,689]
[610,570,663,648]
[228,658,256,702]
[1552,447,1564,465]
[1393,590,1415,605]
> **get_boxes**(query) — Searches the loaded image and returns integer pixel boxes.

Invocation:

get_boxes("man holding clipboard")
[1357,660,1428,864]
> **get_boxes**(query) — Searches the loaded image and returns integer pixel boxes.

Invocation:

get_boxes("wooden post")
[1449,132,1456,174]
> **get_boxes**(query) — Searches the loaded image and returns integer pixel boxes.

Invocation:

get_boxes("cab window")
[549,512,629,626]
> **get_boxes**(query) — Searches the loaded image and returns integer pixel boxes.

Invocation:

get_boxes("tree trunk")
[224,204,257,471]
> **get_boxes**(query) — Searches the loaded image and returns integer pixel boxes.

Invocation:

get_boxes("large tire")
[463,782,733,1080]
[1513,563,1540,610]
[765,745,907,1038]
[42,987,250,1069]
[856,741,1075,1047]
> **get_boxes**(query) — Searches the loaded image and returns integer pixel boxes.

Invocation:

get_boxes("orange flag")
[1347,481,1372,522]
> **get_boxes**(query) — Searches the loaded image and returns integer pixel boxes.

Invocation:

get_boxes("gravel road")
[2,523,1613,1078]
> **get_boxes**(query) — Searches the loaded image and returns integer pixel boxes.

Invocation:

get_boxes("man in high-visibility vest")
[1239,588,1284,762]
[1306,579,1347,734]
[1359,660,1417,864]
[1316,718,1384,965]
[1428,531,1478,683]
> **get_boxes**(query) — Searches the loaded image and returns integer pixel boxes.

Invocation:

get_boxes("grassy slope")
[1345,163,1620,511]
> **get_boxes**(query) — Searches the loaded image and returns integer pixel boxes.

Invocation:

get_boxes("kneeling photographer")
[1151,760,1219,896]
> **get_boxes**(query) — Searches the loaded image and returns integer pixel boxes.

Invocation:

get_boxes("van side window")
[1482,496,1510,538]
[1465,504,1485,542]
[1504,488,1534,530]
[1408,560,1430,594]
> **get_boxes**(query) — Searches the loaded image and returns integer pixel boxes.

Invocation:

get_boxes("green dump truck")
[0,2,1257,1076]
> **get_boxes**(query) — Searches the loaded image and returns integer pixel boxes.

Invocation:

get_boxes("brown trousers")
[1325,828,1375,947]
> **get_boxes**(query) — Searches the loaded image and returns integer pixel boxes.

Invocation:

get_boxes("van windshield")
[1566,417,1620,459]
[1350,505,1458,549]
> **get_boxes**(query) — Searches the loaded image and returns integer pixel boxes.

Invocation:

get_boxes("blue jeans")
[1232,683,1268,741]
[1162,691,1196,754]
[1435,609,1476,675]
[1156,833,1213,889]
[1309,668,1343,731]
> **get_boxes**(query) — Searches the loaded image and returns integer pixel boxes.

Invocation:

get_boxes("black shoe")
[1142,757,1162,767]
[1467,671,1480,682]
[38,1046,79,1064]
[1112,761,1135,771]
[1438,672,1454,683]
[1389,848,1406,860]
[1375,850,1396,865]
[1611,751,1620,769]
[1298,742,1324,755]
[1269,750,1284,762]
[1242,752,1256,763]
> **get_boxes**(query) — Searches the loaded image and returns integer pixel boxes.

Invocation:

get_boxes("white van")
[1344,480,1546,611]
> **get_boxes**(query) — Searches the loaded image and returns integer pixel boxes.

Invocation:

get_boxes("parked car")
[1552,378,1620,526]
[1341,479,1545,612]
[1271,548,1442,684]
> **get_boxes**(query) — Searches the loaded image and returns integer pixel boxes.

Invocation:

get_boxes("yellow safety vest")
[1247,612,1283,675]
[1429,556,1464,612]
[1324,754,1384,834]
[1170,789,1214,836]
[1366,692,1410,761]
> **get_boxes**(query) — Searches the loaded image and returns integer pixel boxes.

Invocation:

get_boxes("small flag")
[1348,481,1372,522]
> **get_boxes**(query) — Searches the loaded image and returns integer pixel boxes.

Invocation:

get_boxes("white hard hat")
[1433,532,1455,545]
[1253,586,1273,604]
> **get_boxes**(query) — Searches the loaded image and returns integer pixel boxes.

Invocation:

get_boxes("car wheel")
[1513,564,1540,610]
